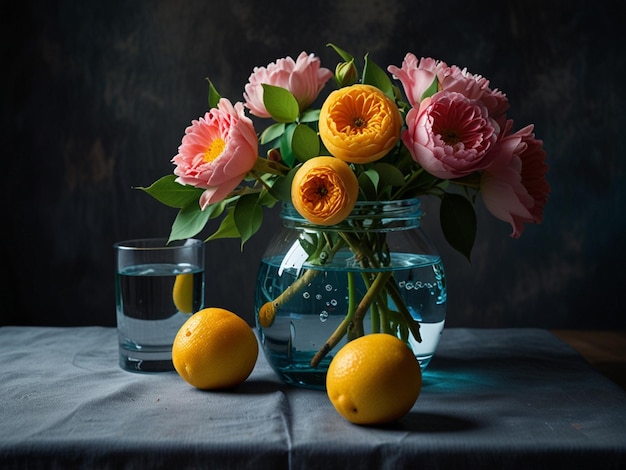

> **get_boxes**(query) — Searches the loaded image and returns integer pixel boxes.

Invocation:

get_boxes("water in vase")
[255,252,446,389]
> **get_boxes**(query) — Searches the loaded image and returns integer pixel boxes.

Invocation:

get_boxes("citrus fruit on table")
[326,333,422,425]
[172,307,258,390]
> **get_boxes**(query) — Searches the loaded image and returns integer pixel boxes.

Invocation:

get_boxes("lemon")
[326,333,422,425]
[172,273,194,314]
[172,307,258,389]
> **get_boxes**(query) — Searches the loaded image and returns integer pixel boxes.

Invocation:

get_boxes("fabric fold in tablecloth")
[1,326,625,469]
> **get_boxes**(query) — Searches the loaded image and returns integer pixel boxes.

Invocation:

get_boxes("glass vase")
[254,199,446,390]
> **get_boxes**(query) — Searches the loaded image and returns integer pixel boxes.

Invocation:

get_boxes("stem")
[373,291,392,335]
[391,168,425,200]
[347,271,357,323]
[309,270,392,368]
[349,271,393,338]
[248,171,273,193]
[309,306,354,369]
[257,268,319,327]
[258,237,346,328]
[251,156,291,176]
[386,278,422,343]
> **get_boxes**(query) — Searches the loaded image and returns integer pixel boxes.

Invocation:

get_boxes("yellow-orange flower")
[319,84,402,164]
[291,156,359,226]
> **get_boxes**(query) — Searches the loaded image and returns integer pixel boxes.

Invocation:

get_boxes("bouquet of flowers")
[141,44,550,367]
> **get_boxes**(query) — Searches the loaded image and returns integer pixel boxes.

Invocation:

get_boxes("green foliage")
[420,77,439,102]
[362,54,394,99]
[291,124,320,162]
[169,202,211,242]
[233,193,264,248]
[260,122,285,145]
[262,84,299,123]
[373,162,406,189]
[138,175,203,209]
[327,43,354,63]
[141,44,490,259]
[279,123,297,167]
[207,79,222,108]
[269,167,297,202]
[440,193,477,262]
[206,207,239,241]
[300,109,320,123]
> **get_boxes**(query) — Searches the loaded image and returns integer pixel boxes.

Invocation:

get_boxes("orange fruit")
[326,333,422,425]
[172,307,258,389]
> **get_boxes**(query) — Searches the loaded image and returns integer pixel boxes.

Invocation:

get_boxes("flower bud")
[334,60,358,87]
[267,147,283,162]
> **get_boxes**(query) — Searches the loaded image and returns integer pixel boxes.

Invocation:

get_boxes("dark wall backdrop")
[2,0,624,328]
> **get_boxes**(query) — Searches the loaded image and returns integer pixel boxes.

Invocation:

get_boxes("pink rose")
[402,91,501,179]
[243,51,333,118]
[481,123,550,238]
[172,98,258,209]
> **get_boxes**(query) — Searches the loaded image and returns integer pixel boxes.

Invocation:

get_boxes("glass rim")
[280,198,423,231]
[113,238,204,251]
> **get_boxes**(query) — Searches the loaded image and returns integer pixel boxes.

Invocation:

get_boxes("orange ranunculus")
[318,84,402,164]
[291,156,359,226]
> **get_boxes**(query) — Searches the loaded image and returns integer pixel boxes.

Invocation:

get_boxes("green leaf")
[363,168,380,190]
[440,193,476,262]
[420,76,439,102]
[300,108,320,123]
[207,79,222,108]
[400,169,440,196]
[280,123,297,167]
[358,171,377,200]
[169,203,211,242]
[206,208,240,241]
[372,162,406,188]
[138,175,203,209]
[260,122,286,144]
[256,186,280,208]
[233,193,264,247]
[298,231,319,258]
[269,167,297,202]
[262,84,299,123]
[327,43,354,63]
[291,124,320,162]
[362,53,394,98]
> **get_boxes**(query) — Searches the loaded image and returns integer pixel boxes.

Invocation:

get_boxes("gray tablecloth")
[1,326,625,469]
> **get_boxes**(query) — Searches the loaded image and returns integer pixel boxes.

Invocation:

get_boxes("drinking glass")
[114,238,205,372]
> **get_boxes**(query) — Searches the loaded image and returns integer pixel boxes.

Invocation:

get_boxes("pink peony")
[402,91,501,179]
[439,64,509,118]
[388,54,448,107]
[244,51,333,118]
[388,53,509,117]
[481,123,550,238]
[172,98,258,209]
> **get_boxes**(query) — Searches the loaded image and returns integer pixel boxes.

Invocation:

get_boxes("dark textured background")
[2,0,624,328]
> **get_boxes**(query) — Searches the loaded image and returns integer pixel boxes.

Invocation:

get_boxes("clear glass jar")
[254,199,446,390]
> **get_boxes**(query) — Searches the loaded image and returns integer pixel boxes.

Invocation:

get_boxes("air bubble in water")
[330,299,338,307]
[325,284,333,292]
[319,310,329,322]
[315,294,322,300]
[302,292,310,299]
